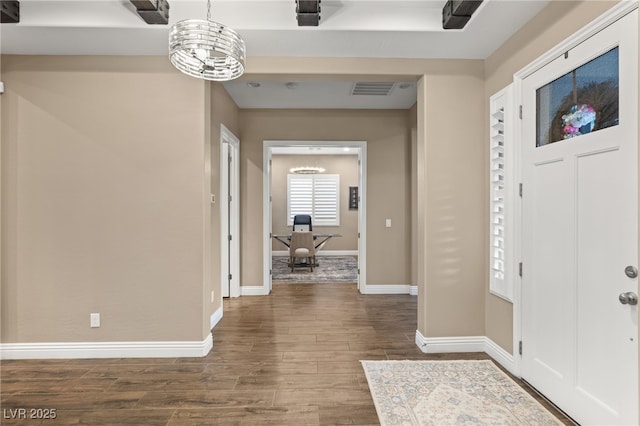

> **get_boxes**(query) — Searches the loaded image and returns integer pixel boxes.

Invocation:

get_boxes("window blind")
[287,174,340,226]
[489,85,514,302]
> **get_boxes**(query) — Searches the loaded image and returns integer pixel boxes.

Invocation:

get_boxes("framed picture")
[349,186,358,210]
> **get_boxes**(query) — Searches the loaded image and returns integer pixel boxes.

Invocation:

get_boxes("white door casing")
[520,9,638,425]
[262,141,367,295]
[220,124,240,298]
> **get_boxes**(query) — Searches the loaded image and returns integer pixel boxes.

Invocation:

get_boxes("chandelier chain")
[207,0,211,21]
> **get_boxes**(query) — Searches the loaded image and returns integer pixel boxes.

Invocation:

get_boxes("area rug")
[360,360,563,426]
[271,255,358,283]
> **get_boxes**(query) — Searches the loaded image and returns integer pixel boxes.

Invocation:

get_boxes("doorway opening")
[262,140,367,294]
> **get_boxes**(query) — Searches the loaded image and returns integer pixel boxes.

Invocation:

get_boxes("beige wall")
[1,56,211,342]
[239,109,412,287]
[3,2,627,353]
[271,154,359,251]
[421,66,487,338]
[484,0,622,353]
[1,55,490,346]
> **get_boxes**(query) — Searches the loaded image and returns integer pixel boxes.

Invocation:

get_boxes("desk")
[272,233,342,252]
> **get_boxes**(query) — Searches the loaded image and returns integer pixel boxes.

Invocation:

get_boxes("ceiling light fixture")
[169,0,246,81]
[290,166,325,174]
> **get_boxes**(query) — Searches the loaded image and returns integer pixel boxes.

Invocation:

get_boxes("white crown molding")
[0,335,213,360]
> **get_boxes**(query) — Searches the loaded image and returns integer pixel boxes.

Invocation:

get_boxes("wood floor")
[1,283,572,425]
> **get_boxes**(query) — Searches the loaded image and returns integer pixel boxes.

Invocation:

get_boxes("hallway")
[1,283,570,425]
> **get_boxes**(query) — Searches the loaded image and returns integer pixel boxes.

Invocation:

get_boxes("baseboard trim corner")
[484,337,516,375]
[417,333,486,353]
[414,331,516,375]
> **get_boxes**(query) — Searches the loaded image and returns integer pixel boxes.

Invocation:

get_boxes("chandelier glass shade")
[169,15,245,81]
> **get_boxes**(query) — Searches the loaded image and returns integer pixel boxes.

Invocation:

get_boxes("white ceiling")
[0,0,550,109]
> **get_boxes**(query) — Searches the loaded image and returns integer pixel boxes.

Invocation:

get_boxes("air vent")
[351,82,396,96]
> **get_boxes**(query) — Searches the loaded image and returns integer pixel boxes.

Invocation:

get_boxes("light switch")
[90,313,100,328]
[385,219,392,228]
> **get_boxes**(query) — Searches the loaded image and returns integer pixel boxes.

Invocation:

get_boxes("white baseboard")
[410,286,418,296]
[416,332,486,353]
[272,250,358,257]
[484,337,516,375]
[210,306,223,330]
[240,285,269,296]
[361,284,413,295]
[414,330,516,375]
[0,335,213,360]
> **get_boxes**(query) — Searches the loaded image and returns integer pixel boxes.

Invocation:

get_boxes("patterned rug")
[271,256,358,283]
[360,360,563,426]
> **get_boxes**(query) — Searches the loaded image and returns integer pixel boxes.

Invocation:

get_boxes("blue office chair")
[293,214,313,232]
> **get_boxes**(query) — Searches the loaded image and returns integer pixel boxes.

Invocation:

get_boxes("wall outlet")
[90,313,100,328]
[211,290,215,303]
[385,219,392,228]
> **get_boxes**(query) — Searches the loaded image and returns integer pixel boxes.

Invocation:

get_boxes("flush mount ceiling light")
[290,166,325,174]
[169,0,246,81]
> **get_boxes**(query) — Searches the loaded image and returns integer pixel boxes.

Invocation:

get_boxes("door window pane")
[536,47,619,147]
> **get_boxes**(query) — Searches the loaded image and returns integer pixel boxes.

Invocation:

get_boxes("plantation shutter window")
[489,85,515,302]
[287,174,340,226]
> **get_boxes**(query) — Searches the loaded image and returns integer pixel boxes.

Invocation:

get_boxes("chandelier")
[169,0,246,81]
[289,166,326,174]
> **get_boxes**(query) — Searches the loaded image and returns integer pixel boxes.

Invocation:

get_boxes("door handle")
[619,292,638,306]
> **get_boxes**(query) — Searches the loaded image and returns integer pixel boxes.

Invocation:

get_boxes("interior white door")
[521,10,638,425]
[221,126,240,298]
[221,142,231,298]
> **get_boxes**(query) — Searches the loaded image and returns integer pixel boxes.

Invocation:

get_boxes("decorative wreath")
[561,104,596,139]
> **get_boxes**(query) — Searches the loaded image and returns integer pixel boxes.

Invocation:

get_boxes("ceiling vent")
[351,82,396,96]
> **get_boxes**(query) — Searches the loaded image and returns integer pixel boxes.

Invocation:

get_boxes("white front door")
[521,9,638,425]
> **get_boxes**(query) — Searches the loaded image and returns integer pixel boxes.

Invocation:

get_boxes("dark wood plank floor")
[1,283,572,425]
